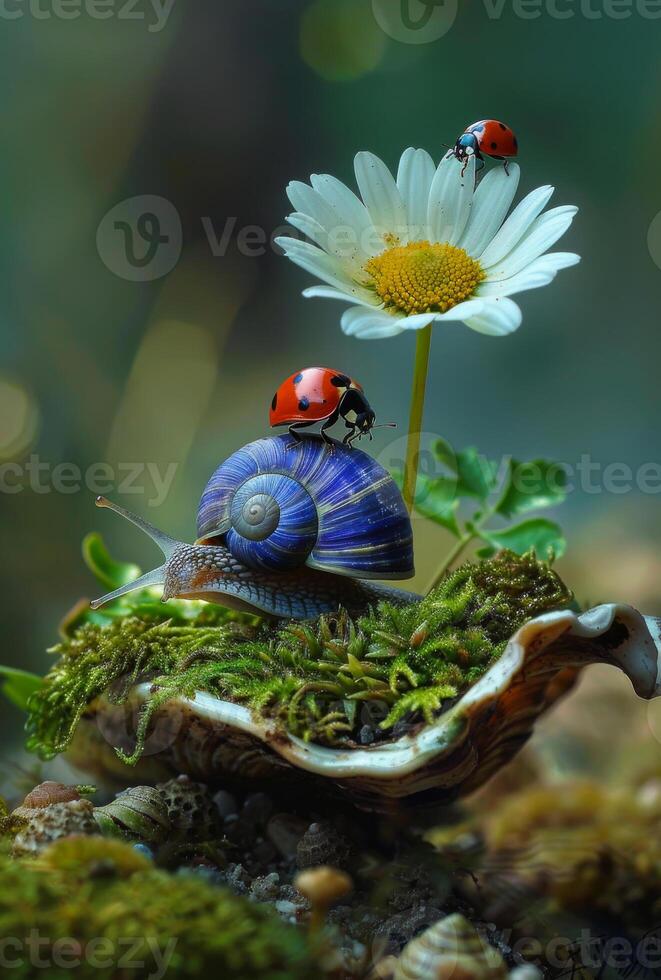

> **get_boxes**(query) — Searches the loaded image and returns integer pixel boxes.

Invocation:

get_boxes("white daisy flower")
[275,149,580,339]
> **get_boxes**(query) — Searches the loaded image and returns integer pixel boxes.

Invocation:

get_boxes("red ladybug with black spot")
[451,119,518,175]
[270,367,378,447]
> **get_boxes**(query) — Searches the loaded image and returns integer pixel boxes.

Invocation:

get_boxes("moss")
[34,835,153,878]
[0,838,319,979]
[27,551,571,761]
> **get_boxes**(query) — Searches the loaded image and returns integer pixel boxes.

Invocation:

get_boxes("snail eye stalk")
[89,496,183,610]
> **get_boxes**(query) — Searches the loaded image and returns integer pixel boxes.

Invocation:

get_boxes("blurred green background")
[1,0,661,754]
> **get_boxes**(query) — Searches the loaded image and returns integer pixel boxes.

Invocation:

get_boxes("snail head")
[88,496,290,616]
[89,496,190,609]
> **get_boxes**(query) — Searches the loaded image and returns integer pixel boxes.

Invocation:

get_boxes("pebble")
[509,967,544,980]
[250,872,281,902]
[132,843,154,861]
[358,725,376,745]
[242,792,273,827]
[274,899,299,921]
[213,790,238,820]
[266,813,308,859]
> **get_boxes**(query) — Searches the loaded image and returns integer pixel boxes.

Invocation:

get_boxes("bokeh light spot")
[300,0,386,82]
[0,377,39,461]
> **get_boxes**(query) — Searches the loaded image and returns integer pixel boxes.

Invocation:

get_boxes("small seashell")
[12,799,97,857]
[156,775,219,840]
[12,781,81,822]
[366,956,398,980]
[394,914,507,980]
[93,786,170,844]
[23,781,81,809]
[296,821,351,870]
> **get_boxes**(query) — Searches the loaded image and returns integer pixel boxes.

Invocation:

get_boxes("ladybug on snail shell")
[270,367,393,446]
[90,434,417,620]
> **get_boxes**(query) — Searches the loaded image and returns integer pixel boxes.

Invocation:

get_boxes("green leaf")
[411,474,461,536]
[0,667,42,712]
[477,519,566,561]
[496,459,567,518]
[432,442,496,501]
[432,438,458,473]
[82,532,141,590]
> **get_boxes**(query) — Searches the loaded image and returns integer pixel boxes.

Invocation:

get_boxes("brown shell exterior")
[23,781,80,809]
[66,605,661,811]
[394,914,507,980]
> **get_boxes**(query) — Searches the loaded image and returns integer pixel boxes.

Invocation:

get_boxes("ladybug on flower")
[270,367,390,447]
[450,119,518,175]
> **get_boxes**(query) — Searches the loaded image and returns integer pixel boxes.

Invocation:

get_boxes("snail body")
[91,435,417,619]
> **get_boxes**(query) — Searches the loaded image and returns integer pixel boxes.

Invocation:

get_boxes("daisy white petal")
[354,151,407,242]
[287,212,369,273]
[393,312,438,331]
[286,181,338,233]
[478,252,581,297]
[449,157,476,246]
[286,213,329,252]
[463,297,522,336]
[276,237,360,295]
[341,306,405,339]
[484,206,578,280]
[309,173,376,257]
[396,147,435,239]
[432,299,486,322]
[428,155,475,245]
[528,251,582,272]
[479,184,555,266]
[302,284,379,306]
[459,163,520,256]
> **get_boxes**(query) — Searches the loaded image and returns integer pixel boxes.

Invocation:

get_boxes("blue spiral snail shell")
[196,434,414,580]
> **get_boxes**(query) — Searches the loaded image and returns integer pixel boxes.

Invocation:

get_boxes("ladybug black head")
[357,407,376,435]
[338,388,376,437]
[453,132,479,163]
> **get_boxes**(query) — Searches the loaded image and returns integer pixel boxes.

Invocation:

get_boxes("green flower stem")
[427,504,498,592]
[403,324,433,512]
[426,533,476,591]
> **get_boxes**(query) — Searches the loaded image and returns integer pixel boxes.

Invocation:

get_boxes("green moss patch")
[26,551,571,763]
[0,838,318,979]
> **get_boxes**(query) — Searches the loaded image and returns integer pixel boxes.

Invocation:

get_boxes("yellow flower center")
[364,240,484,316]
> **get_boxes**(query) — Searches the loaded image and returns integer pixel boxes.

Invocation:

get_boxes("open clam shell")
[68,604,661,810]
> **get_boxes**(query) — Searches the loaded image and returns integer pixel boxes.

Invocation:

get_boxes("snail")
[90,435,418,620]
